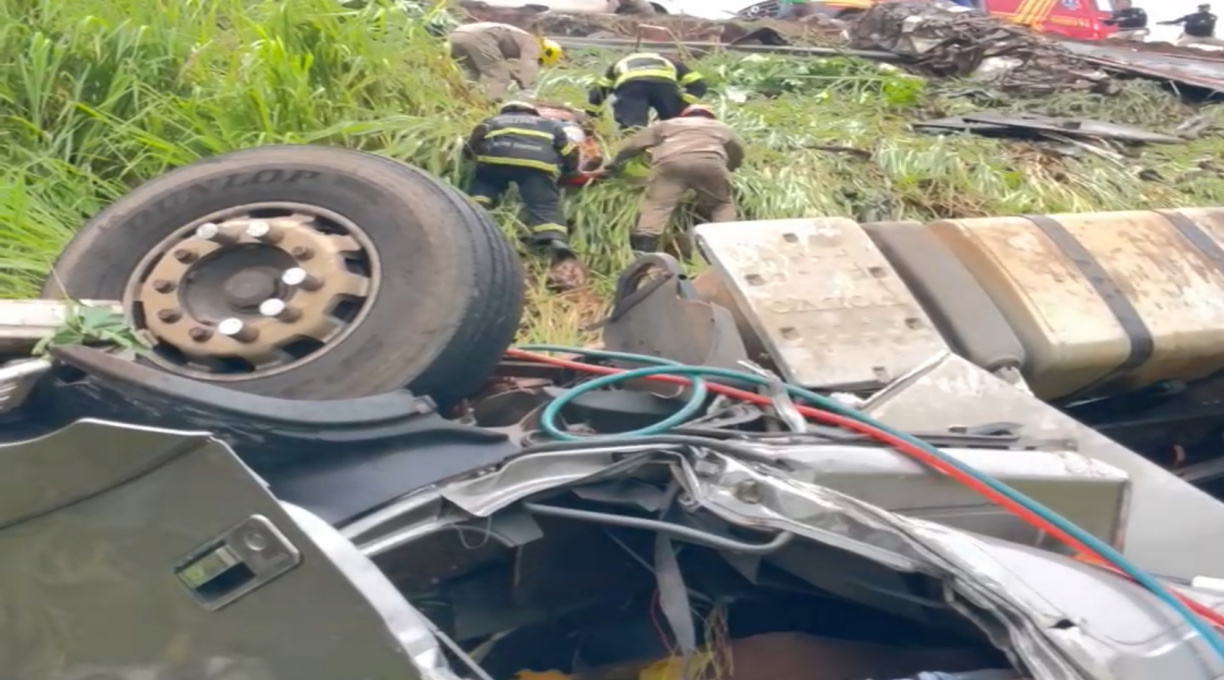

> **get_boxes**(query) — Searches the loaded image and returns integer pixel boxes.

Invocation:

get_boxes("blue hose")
[518,344,1224,662]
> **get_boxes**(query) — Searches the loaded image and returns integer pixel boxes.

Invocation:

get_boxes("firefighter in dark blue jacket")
[465,101,581,258]
[585,52,708,130]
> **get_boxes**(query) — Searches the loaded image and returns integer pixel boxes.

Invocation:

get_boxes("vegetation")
[2,0,1223,344]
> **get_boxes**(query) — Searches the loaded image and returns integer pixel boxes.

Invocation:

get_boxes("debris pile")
[848,2,1113,95]
[457,2,846,46]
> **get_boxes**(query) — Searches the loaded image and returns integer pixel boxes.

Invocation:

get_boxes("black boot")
[629,234,660,253]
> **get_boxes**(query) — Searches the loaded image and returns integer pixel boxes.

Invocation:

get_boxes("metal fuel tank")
[927,208,1224,400]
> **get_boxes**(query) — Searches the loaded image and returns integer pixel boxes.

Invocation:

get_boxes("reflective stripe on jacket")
[586,53,707,111]
[465,113,578,177]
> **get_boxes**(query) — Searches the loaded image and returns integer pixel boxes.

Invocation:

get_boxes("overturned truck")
[3,146,1224,680]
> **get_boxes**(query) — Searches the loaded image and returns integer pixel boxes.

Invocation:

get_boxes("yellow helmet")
[539,39,563,67]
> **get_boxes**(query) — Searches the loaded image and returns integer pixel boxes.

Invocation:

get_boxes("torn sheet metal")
[367,436,1224,679]
[864,352,1224,582]
[1059,40,1224,93]
[849,2,1111,95]
[915,112,1182,144]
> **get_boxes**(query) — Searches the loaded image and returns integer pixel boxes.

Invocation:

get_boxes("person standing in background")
[1160,4,1224,47]
[1103,0,1149,40]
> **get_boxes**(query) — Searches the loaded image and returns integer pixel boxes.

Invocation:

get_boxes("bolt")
[189,326,213,342]
[218,317,259,343]
[290,246,315,261]
[173,249,198,263]
[156,309,182,323]
[195,222,236,244]
[259,298,301,322]
[152,279,176,293]
[245,220,282,243]
[281,267,323,291]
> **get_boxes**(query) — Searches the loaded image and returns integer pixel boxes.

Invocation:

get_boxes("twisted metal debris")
[848,2,1113,96]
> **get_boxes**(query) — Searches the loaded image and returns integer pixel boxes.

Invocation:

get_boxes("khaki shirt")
[453,22,541,90]
[617,117,745,170]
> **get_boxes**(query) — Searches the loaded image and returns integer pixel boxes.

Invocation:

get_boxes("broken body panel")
[688,212,1224,580]
[2,418,1221,678]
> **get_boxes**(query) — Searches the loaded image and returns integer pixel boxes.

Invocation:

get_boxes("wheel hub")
[128,207,378,379]
[223,270,279,308]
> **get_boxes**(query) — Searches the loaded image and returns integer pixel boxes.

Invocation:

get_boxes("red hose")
[504,348,1224,628]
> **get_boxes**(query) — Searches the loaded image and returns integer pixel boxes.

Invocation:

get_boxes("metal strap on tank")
[1157,209,1224,275]
[1023,214,1154,398]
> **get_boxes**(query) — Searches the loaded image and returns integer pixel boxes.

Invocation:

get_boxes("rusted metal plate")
[1059,40,1224,93]
[694,218,949,390]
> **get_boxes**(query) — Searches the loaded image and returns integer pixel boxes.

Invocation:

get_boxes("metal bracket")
[175,515,302,612]
[739,360,809,433]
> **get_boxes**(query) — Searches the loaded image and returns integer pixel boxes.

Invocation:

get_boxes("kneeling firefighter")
[444,22,563,100]
[607,104,745,253]
[465,101,581,264]
[585,52,707,130]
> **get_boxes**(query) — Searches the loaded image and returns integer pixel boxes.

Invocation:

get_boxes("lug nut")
[245,220,283,243]
[259,298,301,322]
[218,318,259,343]
[195,222,236,244]
[173,249,198,263]
[152,279,176,293]
[281,267,323,291]
[189,326,213,342]
[156,309,182,323]
[290,246,314,261]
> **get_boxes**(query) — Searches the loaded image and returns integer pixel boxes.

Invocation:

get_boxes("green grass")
[1,0,1223,344]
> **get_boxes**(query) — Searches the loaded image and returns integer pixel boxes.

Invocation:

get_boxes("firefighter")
[465,101,581,263]
[447,22,564,100]
[1102,0,1149,40]
[1160,4,1224,47]
[585,52,708,130]
[605,104,746,253]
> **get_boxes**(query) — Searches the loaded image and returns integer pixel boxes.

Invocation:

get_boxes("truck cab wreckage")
[3,147,1224,680]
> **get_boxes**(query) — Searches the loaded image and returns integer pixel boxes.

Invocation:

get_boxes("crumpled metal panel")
[1060,40,1224,93]
[695,218,950,390]
[0,419,459,680]
[864,353,1224,582]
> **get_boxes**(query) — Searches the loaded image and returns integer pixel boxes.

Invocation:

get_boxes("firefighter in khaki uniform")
[447,22,563,100]
[585,52,708,130]
[606,104,745,253]
[464,101,581,260]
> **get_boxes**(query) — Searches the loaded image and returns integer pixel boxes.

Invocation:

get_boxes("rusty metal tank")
[926,208,1224,400]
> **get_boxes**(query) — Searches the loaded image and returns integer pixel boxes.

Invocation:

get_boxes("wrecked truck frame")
[7,145,1224,678]
[1,344,1224,679]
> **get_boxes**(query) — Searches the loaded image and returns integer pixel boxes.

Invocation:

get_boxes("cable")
[522,502,795,554]
[507,346,1224,656]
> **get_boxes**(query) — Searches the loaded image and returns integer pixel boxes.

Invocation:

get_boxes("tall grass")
[1,0,1222,341]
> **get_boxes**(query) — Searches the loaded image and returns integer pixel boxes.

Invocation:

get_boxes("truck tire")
[41,145,525,406]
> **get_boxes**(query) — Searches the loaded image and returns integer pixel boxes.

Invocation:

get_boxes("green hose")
[518,344,865,439]
[519,345,710,441]
[516,345,1224,661]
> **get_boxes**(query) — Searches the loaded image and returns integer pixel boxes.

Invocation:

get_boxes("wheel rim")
[124,202,381,381]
